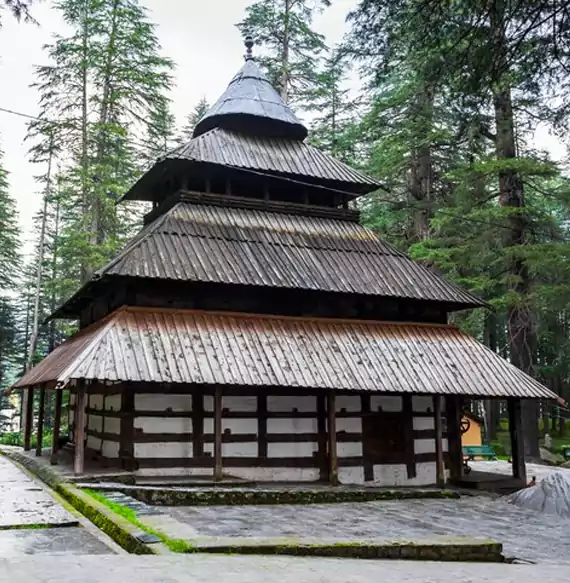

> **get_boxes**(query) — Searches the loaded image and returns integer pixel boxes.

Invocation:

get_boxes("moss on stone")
[116,486,460,507]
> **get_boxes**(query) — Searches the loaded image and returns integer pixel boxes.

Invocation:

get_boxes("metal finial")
[244,35,254,61]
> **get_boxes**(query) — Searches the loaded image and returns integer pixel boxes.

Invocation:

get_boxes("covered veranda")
[12,306,560,486]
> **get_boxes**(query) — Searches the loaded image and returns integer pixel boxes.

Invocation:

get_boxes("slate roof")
[193,59,308,140]
[13,306,557,401]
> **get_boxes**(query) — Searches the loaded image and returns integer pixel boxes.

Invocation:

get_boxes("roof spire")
[244,35,254,61]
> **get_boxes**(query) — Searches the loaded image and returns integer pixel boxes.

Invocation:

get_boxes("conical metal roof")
[193,59,308,140]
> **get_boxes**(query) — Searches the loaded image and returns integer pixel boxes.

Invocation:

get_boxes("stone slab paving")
[0,555,569,583]
[0,455,78,528]
[470,460,569,481]
[166,496,570,564]
[0,527,113,557]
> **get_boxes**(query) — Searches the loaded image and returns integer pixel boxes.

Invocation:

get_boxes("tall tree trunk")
[26,138,54,372]
[491,1,539,457]
[483,312,500,441]
[280,0,291,102]
[80,6,91,283]
[409,85,434,241]
[91,0,120,250]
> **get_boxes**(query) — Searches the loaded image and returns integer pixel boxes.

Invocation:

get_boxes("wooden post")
[508,397,527,483]
[317,394,327,480]
[214,388,223,482]
[120,386,136,471]
[35,387,46,457]
[23,388,34,451]
[434,395,445,487]
[327,392,338,485]
[445,395,463,480]
[51,390,63,465]
[74,385,87,476]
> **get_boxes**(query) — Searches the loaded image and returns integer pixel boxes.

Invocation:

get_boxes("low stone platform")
[78,482,460,506]
[185,535,503,562]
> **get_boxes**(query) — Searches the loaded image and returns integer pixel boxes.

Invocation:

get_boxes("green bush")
[0,431,22,446]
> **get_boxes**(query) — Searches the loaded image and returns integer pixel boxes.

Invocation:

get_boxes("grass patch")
[83,489,195,553]
[0,522,73,531]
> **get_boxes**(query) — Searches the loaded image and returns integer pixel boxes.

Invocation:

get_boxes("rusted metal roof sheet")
[98,201,484,307]
[13,307,556,400]
[193,59,307,140]
[168,127,379,191]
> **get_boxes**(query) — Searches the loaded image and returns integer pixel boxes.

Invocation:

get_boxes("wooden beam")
[192,393,204,458]
[50,390,63,465]
[327,392,339,485]
[445,395,463,480]
[434,395,445,487]
[214,388,223,481]
[258,395,268,458]
[120,386,136,471]
[317,394,327,480]
[74,385,87,476]
[508,397,527,483]
[23,388,34,451]
[403,395,416,479]
[35,388,46,457]
[360,394,374,481]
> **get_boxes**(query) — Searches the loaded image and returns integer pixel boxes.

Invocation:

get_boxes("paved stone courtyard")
[1,555,569,583]
[0,527,113,557]
[0,454,116,557]
[167,495,570,564]
[0,455,78,528]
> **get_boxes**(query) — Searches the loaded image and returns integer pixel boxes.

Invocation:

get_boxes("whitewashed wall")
[85,392,121,460]
[134,394,193,459]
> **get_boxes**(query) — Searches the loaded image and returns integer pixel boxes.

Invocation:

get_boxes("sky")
[0,0,358,256]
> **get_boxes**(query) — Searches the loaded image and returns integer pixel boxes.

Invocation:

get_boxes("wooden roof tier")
[51,193,485,319]
[121,128,380,203]
[13,306,557,400]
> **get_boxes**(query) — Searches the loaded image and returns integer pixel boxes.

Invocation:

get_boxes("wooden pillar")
[508,397,527,482]
[434,395,445,487]
[35,387,46,457]
[74,385,87,476]
[327,392,338,485]
[317,394,327,480]
[214,388,223,482]
[403,395,416,479]
[361,394,374,482]
[120,386,136,471]
[23,388,34,451]
[257,395,268,459]
[445,395,463,480]
[50,390,63,465]
[193,393,204,458]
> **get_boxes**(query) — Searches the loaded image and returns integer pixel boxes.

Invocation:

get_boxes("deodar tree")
[349,0,570,455]
[237,0,331,105]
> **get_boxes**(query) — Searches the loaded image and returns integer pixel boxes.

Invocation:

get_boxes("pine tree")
[237,0,331,104]
[30,0,174,284]
[177,97,209,146]
[0,145,19,292]
[0,0,34,24]
[306,48,361,165]
[349,0,570,455]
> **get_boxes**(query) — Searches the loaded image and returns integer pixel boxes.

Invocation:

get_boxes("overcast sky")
[0,0,357,256]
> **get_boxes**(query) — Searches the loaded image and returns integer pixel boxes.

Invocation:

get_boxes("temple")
[14,38,557,486]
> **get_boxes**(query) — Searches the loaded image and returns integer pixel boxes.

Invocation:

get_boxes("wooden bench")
[462,445,497,474]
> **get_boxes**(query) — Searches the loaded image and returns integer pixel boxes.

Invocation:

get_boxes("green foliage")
[0,147,19,292]
[84,489,195,553]
[237,0,330,104]
[177,97,209,146]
